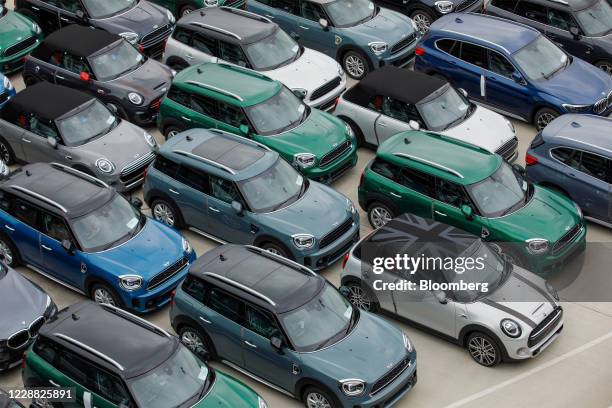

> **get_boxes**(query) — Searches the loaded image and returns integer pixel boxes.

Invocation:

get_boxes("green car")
[149,0,246,16]
[0,4,42,73]
[158,62,358,183]
[23,301,268,408]
[358,130,586,275]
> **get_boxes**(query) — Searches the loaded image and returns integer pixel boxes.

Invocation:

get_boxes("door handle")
[299,25,309,29]
[434,210,447,217]
[5,225,14,232]
[22,138,31,143]
[459,313,468,319]
[60,17,70,22]
[209,207,220,213]
[56,75,65,80]
[41,245,53,252]
[169,188,180,195]
[49,380,59,387]
[264,14,275,18]
[378,122,387,127]
[390,192,402,198]
[199,316,211,324]
[181,116,192,122]
[244,340,257,348]
[185,54,194,59]
[32,6,40,10]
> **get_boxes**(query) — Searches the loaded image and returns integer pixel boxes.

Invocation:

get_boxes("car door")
[207,174,252,243]
[452,41,488,101]
[375,96,414,144]
[484,49,532,116]
[432,178,484,237]
[53,344,99,408]
[27,0,63,32]
[189,93,224,130]
[172,163,210,233]
[0,114,27,162]
[54,52,92,91]
[544,7,590,60]
[2,196,43,268]
[250,0,298,37]
[89,366,133,408]
[22,115,62,164]
[203,287,247,365]
[296,0,335,55]
[54,0,85,28]
[190,32,220,65]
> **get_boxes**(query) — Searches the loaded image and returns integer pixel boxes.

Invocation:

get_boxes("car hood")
[350,7,416,44]
[538,57,612,104]
[303,311,410,383]
[0,10,37,46]
[0,269,47,337]
[93,1,170,39]
[443,105,515,152]
[192,371,260,408]
[107,58,172,100]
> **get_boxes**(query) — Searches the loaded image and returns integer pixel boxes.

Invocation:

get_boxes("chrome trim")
[220,6,273,23]
[120,152,156,177]
[50,163,110,188]
[370,357,412,396]
[185,80,244,102]
[6,316,44,350]
[203,272,277,306]
[188,227,228,244]
[99,304,172,338]
[10,186,68,213]
[530,309,562,339]
[189,22,242,40]
[173,150,236,174]
[221,360,294,397]
[53,333,125,371]
[26,264,86,295]
[393,153,464,179]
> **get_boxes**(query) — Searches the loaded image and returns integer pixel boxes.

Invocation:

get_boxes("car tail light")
[525,153,538,166]
[342,253,349,269]
[79,72,90,82]
[415,46,425,56]
[359,172,365,187]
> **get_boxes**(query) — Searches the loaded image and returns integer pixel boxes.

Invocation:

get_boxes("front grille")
[391,33,417,55]
[495,136,518,161]
[320,218,353,249]
[224,0,245,7]
[593,91,612,114]
[320,140,352,167]
[528,307,563,347]
[456,0,480,12]
[120,152,156,187]
[552,224,582,254]
[3,36,37,58]
[7,330,29,349]
[311,77,342,101]
[28,316,45,337]
[148,256,188,290]
[371,357,411,395]
[140,24,173,57]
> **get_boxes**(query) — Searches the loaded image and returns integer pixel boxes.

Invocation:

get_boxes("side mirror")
[47,136,58,149]
[61,239,75,254]
[131,197,143,209]
[408,120,420,131]
[231,200,243,215]
[458,88,468,98]
[79,72,91,82]
[319,18,329,30]
[460,204,473,219]
[239,124,250,136]
[433,290,447,304]
[511,71,524,84]
[570,26,581,39]
[339,286,351,298]
[270,336,283,351]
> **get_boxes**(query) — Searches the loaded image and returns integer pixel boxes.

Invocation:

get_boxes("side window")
[515,1,548,23]
[59,0,83,13]
[579,152,609,182]
[368,95,383,111]
[153,155,181,178]
[436,39,460,58]
[208,288,244,324]
[396,168,435,197]
[192,34,217,55]
[33,338,59,365]
[487,50,517,78]
[269,0,296,14]
[435,178,471,208]
[551,147,581,170]
[547,8,578,31]
[0,192,13,213]
[61,53,91,75]
[209,175,241,203]
[381,97,418,122]
[173,27,193,45]
[56,348,95,386]
[245,306,282,339]
[370,158,400,181]
[12,199,40,229]
[218,41,248,67]
[299,1,326,21]
[91,368,133,407]
[190,94,219,119]
[182,275,208,303]
[40,212,72,242]
[490,0,518,12]
[176,164,210,193]
[167,86,191,108]
[217,102,248,129]
[459,42,486,68]
[28,116,60,140]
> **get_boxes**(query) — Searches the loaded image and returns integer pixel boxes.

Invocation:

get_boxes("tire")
[0,137,16,165]
[466,331,502,367]
[151,198,184,229]
[345,281,378,312]
[164,124,185,140]
[259,241,293,260]
[0,234,20,267]
[367,202,396,229]
[533,107,559,131]
[342,50,371,80]
[595,60,612,74]
[303,386,339,408]
[179,5,197,16]
[410,8,436,34]
[23,76,40,87]
[90,282,123,308]
[178,325,215,360]
[106,103,128,120]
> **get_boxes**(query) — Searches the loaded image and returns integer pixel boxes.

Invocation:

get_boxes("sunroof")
[192,136,265,171]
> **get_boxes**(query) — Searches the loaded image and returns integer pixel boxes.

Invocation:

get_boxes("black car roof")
[191,134,266,171]
[41,302,178,378]
[516,0,596,10]
[190,245,324,314]
[31,25,120,60]
[1,82,94,123]
[343,66,448,106]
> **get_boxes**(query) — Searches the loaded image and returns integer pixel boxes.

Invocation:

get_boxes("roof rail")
[184,80,244,102]
[50,162,110,188]
[220,6,272,23]
[53,333,125,371]
[393,153,464,179]
[10,185,68,213]
[216,63,273,81]
[427,133,492,155]
[245,245,317,277]
[99,303,172,339]
[208,128,271,151]
[548,0,568,5]
[173,150,237,175]
[189,22,241,40]
[203,272,277,306]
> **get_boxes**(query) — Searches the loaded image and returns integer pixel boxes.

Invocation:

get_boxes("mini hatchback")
[150,0,247,16]
[0,2,42,74]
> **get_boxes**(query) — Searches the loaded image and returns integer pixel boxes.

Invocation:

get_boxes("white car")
[334,66,518,160]
[162,6,346,110]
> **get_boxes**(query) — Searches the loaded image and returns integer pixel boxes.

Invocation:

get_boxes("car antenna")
[404,137,411,144]
[219,254,226,261]
[25,170,31,176]
[186,135,193,141]
[571,121,581,128]
[71,313,80,321]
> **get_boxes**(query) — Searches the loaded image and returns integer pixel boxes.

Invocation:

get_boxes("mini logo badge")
[80,263,87,274]
[153,24,159,29]
[335,35,342,45]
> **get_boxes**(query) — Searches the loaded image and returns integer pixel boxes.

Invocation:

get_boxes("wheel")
[410,8,435,34]
[107,103,128,120]
[595,60,612,74]
[345,281,378,312]
[367,202,395,229]
[0,137,16,165]
[259,241,292,260]
[303,386,338,408]
[151,198,183,229]
[180,5,197,16]
[164,125,185,140]
[533,107,559,131]
[179,325,215,360]
[466,332,502,367]
[342,50,370,80]
[90,283,122,307]
[0,234,20,267]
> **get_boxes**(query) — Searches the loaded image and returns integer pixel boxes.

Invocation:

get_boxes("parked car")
[414,13,612,130]
[163,7,347,110]
[526,114,612,227]
[23,25,174,126]
[171,244,417,408]
[158,63,358,183]
[0,74,16,109]
[150,0,247,16]
[0,389,25,408]
[486,0,612,73]
[0,162,196,313]
[248,0,420,79]
[358,130,586,275]
[334,66,518,161]
[23,301,269,408]
[0,261,57,372]
[0,2,43,74]
[340,213,564,366]
[0,82,157,192]
[15,0,175,57]
[144,128,360,270]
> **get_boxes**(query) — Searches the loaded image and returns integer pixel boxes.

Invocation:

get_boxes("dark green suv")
[358,130,586,275]
[158,62,357,183]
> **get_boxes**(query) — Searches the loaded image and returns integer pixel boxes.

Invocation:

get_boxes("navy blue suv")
[414,13,612,130]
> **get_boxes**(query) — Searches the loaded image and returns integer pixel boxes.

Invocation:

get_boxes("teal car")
[0,3,42,73]
[149,0,246,16]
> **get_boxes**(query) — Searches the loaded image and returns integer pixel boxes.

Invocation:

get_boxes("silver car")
[340,214,564,366]
[0,82,157,192]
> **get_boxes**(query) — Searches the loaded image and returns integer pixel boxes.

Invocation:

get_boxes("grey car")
[0,82,157,192]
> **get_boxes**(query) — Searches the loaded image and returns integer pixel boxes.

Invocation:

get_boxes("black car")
[23,25,174,125]
[376,0,484,33]
[486,0,612,73]
[15,0,175,57]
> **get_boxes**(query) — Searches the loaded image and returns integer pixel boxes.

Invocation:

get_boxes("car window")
[173,27,193,45]
[218,41,249,67]
[92,368,133,407]
[182,275,208,303]
[33,338,59,365]
[397,168,435,197]
[459,42,486,68]
[41,212,72,242]
[268,0,296,14]
[12,199,40,229]
[153,155,180,178]
[245,306,283,339]
[487,50,517,78]
[208,288,244,324]
[515,0,548,23]
[299,1,326,21]
[436,39,460,58]
[28,116,60,140]
[368,95,384,111]
[381,97,419,122]
[47,0,83,13]
[56,347,95,386]
[217,102,248,129]
[61,53,91,75]
[176,164,210,193]
[209,175,241,203]
[551,147,581,169]
[579,151,609,182]
[490,0,517,12]
[547,8,578,31]
[191,94,220,118]
[370,158,400,181]
[192,34,217,55]
[435,178,471,208]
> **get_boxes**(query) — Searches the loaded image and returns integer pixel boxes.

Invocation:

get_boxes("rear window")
[153,155,180,178]
[490,0,518,12]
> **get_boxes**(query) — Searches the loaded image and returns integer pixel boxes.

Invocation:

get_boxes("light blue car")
[0,74,16,110]
[248,0,419,79]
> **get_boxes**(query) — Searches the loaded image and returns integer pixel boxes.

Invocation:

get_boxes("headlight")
[96,158,115,174]
[347,198,356,214]
[128,92,143,105]
[545,281,560,301]
[182,237,193,254]
[337,63,345,77]
[257,397,269,408]
[292,234,315,249]
[293,153,316,169]
[166,9,175,24]
[119,32,140,44]
[171,69,177,77]
[500,318,522,338]
[205,0,219,5]
[505,118,515,134]
[435,0,454,13]
[119,275,143,291]
[33,23,41,34]
[368,41,388,55]
[292,88,308,100]
[526,238,549,255]
[402,332,413,352]
[339,379,366,397]
[143,131,157,148]
[344,122,354,139]
[2,76,13,91]
[573,202,583,220]
[562,103,591,113]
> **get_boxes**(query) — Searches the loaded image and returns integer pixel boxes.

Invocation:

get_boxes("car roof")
[40,302,178,379]
[377,130,502,184]
[173,62,281,107]
[516,0,597,11]
[190,245,325,314]
[430,13,540,54]
[178,7,276,44]
[1,82,94,123]
[344,66,448,106]
[1,163,114,219]
[32,25,121,60]
[541,114,612,156]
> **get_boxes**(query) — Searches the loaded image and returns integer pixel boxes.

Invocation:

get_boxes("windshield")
[417,86,474,131]
[575,0,612,36]
[245,87,308,135]
[467,161,527,217]
[244,28,301,71]
[82,0,137,18]
[130,347,211,408]
[324,0,376,27]
[56,100,117,146]
[238,159,305,212]
[71,195,144,252]
[89,41,144,81]
[513,35,568,81]
[280,284,354,351]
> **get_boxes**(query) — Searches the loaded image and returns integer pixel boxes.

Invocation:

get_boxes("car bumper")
[504,319,564,360]
[304,145,358,184]
[530,223,587,276]
[377,41,418,69]
[0,37,41,74]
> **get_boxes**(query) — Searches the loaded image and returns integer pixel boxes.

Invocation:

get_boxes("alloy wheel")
[536,112,556,130]
[265,247,282,256]
[347,284,372,311]
[0,240,13,265]
[181,330,207,356]
[93,288,116,306]
[412,13,431,34]
[306,392,332,408]
[0,142,10,163]
[468,336,497,366]
[33,398,54,408]
[369,206,392,228]
[182,6,195,16]
[153,202,175,227]
[344,55,365,78]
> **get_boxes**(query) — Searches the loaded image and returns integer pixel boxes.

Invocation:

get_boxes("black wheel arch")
[530,104,561,124]
[295,378,342,406]
[252,235,294,259]
[159,117,186,136]
[336,45,373,70]
[172,314,218,358]
[364,193,401,215]
[335,115,366,146]
[0,231,21,266]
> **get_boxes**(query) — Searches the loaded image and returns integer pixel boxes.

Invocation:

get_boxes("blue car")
[0,162,196,313]
[0,74,16,109]
[526,114,611,227]
[414,13,612,130]
[248,0,420,80]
